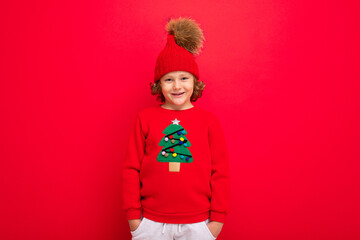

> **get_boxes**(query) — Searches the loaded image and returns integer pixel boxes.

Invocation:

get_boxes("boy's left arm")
[208,115,231,235]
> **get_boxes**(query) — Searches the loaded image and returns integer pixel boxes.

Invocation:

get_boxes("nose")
[173,79,181,89]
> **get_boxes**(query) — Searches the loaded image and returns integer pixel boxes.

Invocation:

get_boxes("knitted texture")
[154,34,199,82]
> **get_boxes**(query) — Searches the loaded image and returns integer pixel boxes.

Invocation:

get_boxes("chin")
[166,99,188,106]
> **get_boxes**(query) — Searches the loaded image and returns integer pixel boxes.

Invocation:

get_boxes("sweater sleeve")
[122,112,145,220]
[208,114,231,224]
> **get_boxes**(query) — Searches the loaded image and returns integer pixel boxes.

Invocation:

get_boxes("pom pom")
[166,17,205,56]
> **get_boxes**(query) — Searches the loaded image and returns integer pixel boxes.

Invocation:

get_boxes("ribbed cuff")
[209,210,226,223]
[126,208,142,220]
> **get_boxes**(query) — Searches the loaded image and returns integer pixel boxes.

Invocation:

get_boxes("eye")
[182,77,188,80]
[165,79,172,81]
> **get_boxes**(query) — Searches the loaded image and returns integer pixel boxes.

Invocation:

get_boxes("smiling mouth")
[172,92,185,96]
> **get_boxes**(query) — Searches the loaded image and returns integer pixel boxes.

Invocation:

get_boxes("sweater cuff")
[210,210,227,223]
[126,208,142,220]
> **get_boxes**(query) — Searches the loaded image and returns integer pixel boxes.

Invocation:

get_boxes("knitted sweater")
[122,105,230,224]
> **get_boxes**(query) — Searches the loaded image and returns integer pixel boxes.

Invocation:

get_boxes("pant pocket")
[202,220,217,239]
[130,217,146,237]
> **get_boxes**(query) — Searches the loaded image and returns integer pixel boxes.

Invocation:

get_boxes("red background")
[0,1,359,240]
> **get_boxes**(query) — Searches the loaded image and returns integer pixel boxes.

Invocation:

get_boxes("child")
[122,17,231,240]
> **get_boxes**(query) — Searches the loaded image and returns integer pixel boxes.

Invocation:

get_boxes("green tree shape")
[157,118,193,171]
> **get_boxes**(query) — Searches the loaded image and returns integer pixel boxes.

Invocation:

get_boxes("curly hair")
[149,75,206,103]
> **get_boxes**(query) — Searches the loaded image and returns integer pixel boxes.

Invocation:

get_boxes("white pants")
[130,216,217,240]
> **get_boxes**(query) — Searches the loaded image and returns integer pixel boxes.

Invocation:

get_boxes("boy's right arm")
[122,113,146,224]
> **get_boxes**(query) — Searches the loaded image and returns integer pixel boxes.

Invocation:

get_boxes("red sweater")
[122,105,231,224]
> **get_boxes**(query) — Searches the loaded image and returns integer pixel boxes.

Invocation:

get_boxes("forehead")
[163,71,192,78]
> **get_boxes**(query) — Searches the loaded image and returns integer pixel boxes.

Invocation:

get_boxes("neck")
[161,102,194,110]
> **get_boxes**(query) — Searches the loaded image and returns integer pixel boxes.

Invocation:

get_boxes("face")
[159,71,195,109]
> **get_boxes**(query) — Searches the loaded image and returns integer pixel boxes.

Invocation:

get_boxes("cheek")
[161,86,171,94]
[187,85,194,93]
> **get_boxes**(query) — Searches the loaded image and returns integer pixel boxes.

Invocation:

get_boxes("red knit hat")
[154,17,205,82]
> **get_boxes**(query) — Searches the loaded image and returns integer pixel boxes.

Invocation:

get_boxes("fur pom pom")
[166,17,205,55]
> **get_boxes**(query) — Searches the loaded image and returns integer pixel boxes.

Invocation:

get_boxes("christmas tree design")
[157,118,193,172]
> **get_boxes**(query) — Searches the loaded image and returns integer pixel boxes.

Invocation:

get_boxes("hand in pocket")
[129,219,142,232]
[206,221,223,238]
